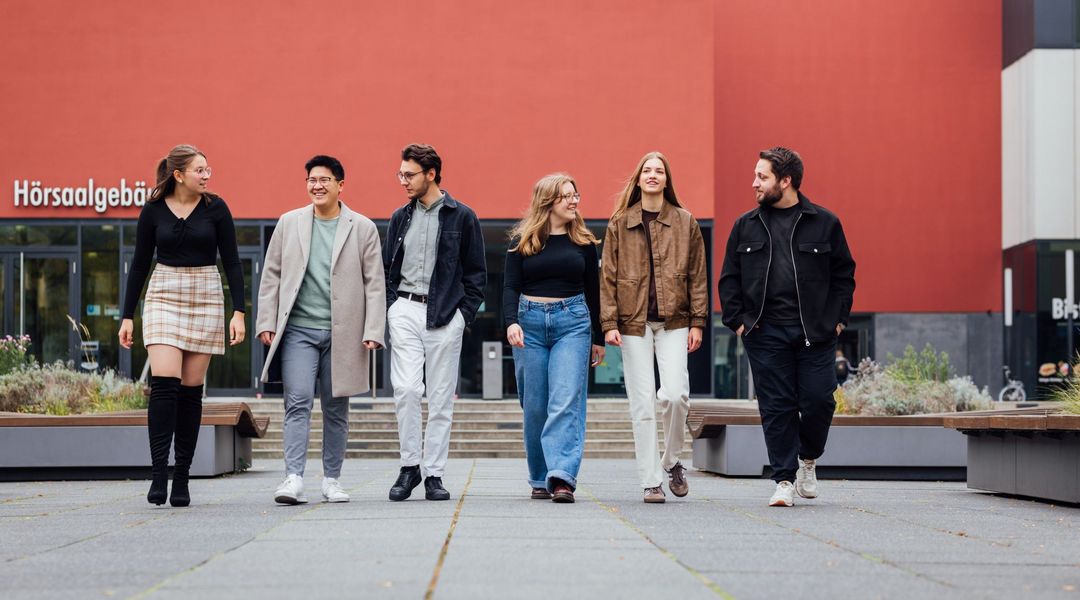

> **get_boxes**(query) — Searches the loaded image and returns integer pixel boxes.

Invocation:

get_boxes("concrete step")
[248,403,633,413]
[256,429,638,442]
[244,399,633,410]
[252,449,661,459]
[250,410,632,423]
[253,441,692,455]
[257,417,644,430]
[253,439,690,449]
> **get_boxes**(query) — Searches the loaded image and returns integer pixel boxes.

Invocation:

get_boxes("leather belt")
[400,291,428,304]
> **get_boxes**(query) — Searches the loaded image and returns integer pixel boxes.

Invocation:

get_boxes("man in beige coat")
[257,155,385,505]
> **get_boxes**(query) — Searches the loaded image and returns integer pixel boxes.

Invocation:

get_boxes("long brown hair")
[611,151,682,219]
[509,173,598,257]
[149,144,212,204]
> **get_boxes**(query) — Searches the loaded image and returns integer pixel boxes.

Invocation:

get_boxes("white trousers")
[621,323,690,488]
[387,298,465,478]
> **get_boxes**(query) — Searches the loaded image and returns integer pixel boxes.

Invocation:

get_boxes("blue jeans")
[512,294,591,491]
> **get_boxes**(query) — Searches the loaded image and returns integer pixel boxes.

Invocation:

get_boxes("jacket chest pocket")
[737,240,768,278]
[797,242,831,280]
[439,231,461,263]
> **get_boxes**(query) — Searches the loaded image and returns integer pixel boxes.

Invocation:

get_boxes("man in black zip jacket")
[718,147,855,507]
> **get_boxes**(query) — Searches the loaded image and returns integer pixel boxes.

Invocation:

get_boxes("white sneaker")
[769,481,795,507]
[796,458,819,499]
[321,477,350,503]
[274,474,308,505]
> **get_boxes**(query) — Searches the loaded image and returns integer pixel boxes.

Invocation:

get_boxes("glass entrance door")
[206,250,260,394]
[0,252,78,366]
[119,249,149,382]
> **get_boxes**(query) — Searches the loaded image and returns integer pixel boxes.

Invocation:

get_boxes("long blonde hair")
[509,173,599,257]
[611,151,683,219]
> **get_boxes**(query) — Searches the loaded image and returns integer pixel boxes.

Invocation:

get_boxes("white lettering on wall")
[13,179,148,214]
[1051,297,1080,320]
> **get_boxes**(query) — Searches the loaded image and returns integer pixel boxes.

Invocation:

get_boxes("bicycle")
[997,365,1027,403]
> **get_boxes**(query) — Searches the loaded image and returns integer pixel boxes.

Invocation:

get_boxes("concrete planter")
[0,425,250,480]
[0,403,267,481]
[692,423,967,480]
[945,414,1080,504]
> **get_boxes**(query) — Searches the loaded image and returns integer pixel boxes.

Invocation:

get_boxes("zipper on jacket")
[789,212,811,347]
[749,213,773,335]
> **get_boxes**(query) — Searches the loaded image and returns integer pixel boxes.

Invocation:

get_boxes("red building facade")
[0,1,1003,396]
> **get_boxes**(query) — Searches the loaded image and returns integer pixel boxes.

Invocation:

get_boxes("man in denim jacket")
[383,143,486,501]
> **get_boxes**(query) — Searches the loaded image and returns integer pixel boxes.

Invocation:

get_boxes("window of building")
[80,224,121,373]
[0,224,77,246]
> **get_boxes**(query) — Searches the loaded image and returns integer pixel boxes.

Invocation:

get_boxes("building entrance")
[0,251,79,366]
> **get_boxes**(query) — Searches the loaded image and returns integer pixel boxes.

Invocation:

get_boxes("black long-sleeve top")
[503,234,603,345]
[122,195,246,319]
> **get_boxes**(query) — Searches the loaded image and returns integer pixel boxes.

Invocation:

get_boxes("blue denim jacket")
[383,190,487,329]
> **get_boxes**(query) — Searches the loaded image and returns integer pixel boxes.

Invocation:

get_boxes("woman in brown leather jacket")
[599,151,708,504]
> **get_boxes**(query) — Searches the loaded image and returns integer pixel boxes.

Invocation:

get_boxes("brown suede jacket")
[600,201,709,336]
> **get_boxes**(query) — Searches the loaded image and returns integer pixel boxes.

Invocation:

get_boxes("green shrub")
[0,362,146,415]
[886,344,952,383]
[1049,354,1080,415]
[838,353,993,416]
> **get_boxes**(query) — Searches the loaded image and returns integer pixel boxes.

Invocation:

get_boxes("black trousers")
[743,322,837,483]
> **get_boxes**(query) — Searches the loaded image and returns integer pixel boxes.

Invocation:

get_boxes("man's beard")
[409,180,430,200]
[757,184,783,206]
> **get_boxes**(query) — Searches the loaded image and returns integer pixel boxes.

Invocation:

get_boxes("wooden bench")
[944,412,1080,504]
[687,400,1052,480]
[0,402,269,480]
[689,402,1056,439]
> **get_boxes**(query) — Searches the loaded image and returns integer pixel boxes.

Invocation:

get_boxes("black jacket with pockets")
[383,191,487,329]
[718,192,855,344]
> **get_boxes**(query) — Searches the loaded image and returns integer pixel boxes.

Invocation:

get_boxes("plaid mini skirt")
[142,265,225,355]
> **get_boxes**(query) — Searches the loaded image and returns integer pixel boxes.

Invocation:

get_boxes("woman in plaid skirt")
[118,144,246,507]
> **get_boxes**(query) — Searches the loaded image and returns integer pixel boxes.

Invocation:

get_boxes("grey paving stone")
[3,458,1080,600]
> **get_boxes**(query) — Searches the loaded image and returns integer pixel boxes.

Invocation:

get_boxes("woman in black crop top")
[117,144,246,507]
[504,173,604,504]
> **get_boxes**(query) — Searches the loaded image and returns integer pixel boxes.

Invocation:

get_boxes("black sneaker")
[388,466,422,501]
[424,476,450,501]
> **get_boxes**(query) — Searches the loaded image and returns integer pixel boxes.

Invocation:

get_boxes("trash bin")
[482,341,503,400]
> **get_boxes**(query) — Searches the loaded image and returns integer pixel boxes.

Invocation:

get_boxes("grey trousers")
[281,325,349,478]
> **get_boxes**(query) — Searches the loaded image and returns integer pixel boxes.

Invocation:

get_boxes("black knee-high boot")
[147,376,181,505]
[170,384,204,507]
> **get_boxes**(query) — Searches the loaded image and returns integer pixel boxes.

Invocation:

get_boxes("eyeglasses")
[555,193,581,203]
[396,170,425,182]
[185,167,212,177]
[306,176,336,186]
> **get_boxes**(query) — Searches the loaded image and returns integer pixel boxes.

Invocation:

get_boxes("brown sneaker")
[531,487,552,500]
[667,462,689,497]
[644,486,666,504]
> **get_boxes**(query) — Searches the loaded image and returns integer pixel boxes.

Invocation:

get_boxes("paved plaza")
[2,459,1079,599]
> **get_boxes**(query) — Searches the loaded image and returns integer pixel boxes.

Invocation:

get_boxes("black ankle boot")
[147,376,181,506]
[169,470,190,507]
[147,476,168,506]
[170,384,203,507]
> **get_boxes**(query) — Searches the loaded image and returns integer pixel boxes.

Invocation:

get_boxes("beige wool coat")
[256,202,386,396]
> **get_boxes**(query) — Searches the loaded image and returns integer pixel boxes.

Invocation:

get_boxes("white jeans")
[621,322,690,488]
[387,298,465,478]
